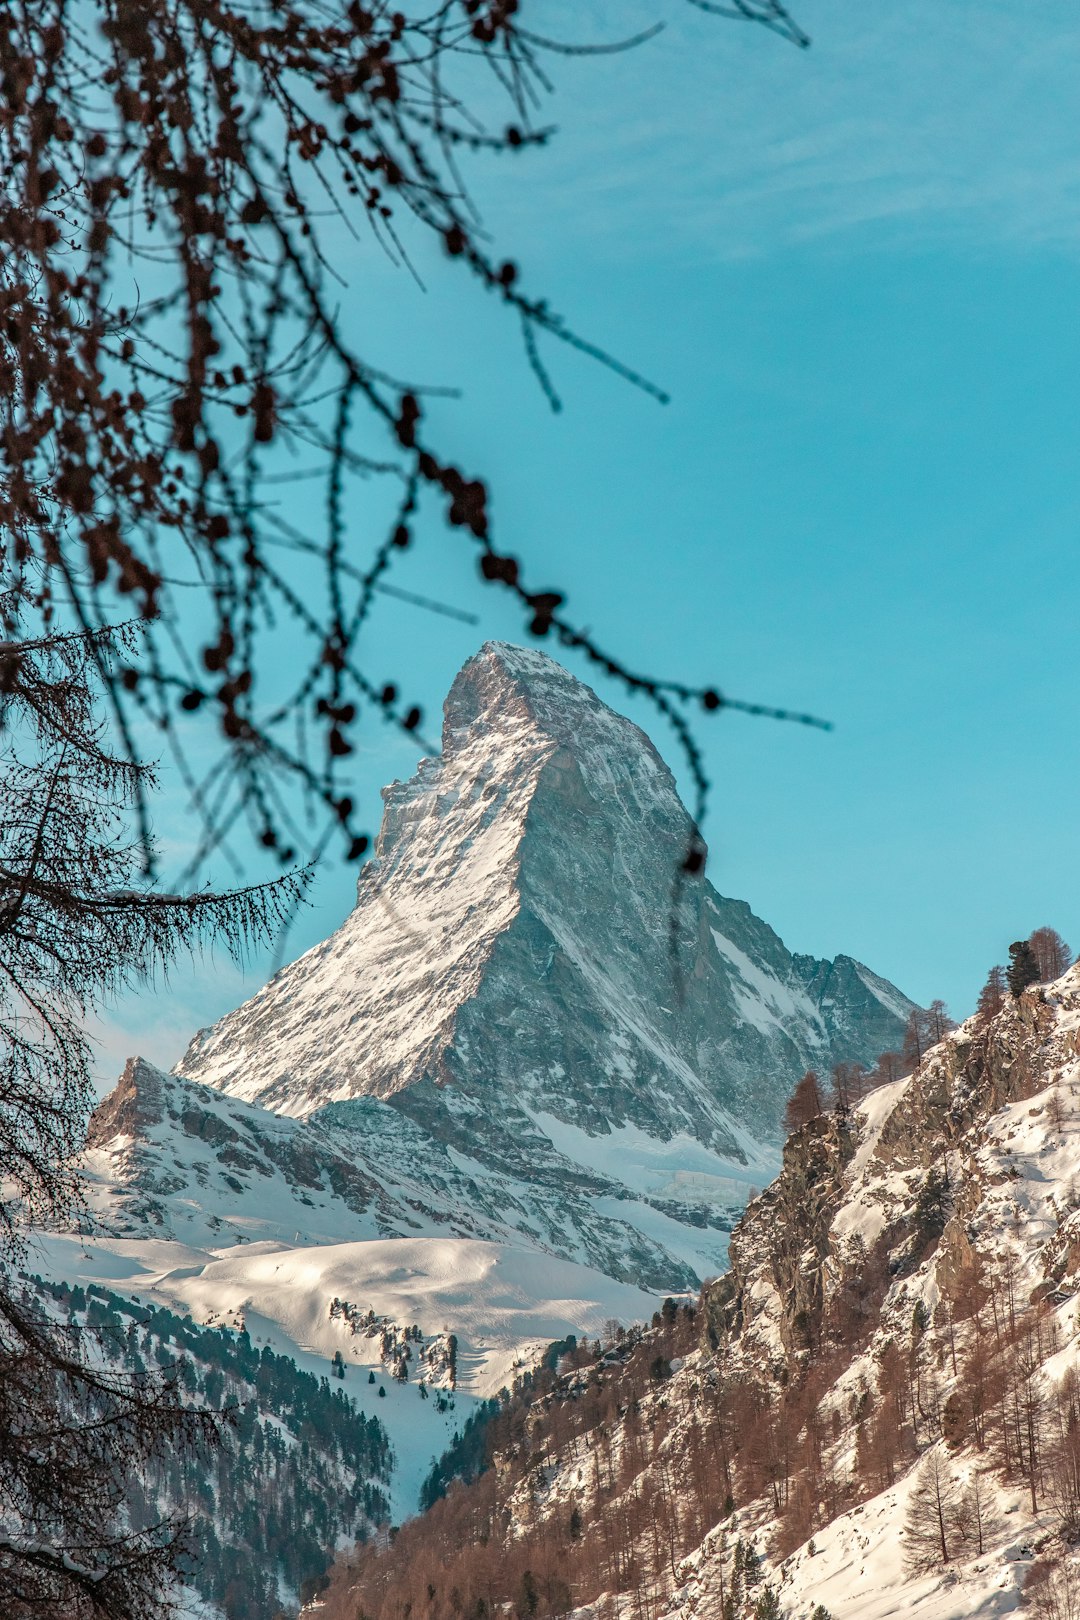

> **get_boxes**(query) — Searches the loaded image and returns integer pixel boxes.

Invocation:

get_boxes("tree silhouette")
[0,0,821,887]
[0,609,301,1245]
[0,607,300,1616]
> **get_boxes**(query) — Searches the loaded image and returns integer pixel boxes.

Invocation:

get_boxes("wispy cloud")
[476,0,1080,260]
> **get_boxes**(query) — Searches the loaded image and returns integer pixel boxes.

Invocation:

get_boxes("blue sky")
[99,0,1080,1076]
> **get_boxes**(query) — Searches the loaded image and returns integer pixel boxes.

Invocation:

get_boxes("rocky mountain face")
[709,959,1080,1367]
[321,962,1080,1620]
[82,1055,399,1248]
[42,642,941,1620]
[163,641,915,1290]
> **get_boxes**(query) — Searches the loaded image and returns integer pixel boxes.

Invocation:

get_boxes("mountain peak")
[447,640,608,723]
[175,644,916,1289]
[440,641,678,805]
[442,640,589,739]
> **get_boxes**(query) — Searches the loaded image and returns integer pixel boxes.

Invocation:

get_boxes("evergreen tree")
[0,616,298,1620]
[755,1588,782,1620]
[1007,940,1041,998]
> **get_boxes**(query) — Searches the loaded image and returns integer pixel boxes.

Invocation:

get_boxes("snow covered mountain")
[320,961,1080,1620]
[168,642,915,1289]
[50,641,921,1580]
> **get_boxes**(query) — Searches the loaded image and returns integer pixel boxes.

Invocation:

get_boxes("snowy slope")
[67,1054,671,1517]
[659,963,1080,1620]
[59,646,922,1546]
[84,1054,760,1290]
[28,1227,658,1520]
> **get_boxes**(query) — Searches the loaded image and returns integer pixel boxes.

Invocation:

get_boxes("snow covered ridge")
[316,964,1080,1620]
[684,962,1080,1620]
[165,641,915,1290]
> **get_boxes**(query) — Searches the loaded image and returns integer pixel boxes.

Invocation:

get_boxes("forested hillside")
[24,1277,391,1620]
[319,964,1080,1620]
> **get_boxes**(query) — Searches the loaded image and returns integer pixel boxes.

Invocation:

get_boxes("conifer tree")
[0,610,301,1618]
[1007,940,1041,998]
[755,1587,782,1620]
[0,614,301,1246]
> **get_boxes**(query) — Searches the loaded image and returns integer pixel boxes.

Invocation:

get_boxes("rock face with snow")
[707,961,1080,1366]
[82,1056,397,1247]
[163,643,914,1290]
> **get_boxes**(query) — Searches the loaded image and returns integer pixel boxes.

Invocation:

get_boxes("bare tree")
[1029,928,1073,984]
[975,965,1006,1025]
[872,1050,906,1087]
[1025,1560,1080,1620]
[0,0,820,883]
[784,1070,824,1133]
[1046,1367,1080,1540]
[903,1450,965,1570]
[951,1468,994,1559]
[926,999,954,1045]
[830,1061,867,1112]
[901,1008,930,1074]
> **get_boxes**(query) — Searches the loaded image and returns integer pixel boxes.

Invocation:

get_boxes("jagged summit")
[175,640,697,1124]
[164,644,916,1289]
[440,640,676,784]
